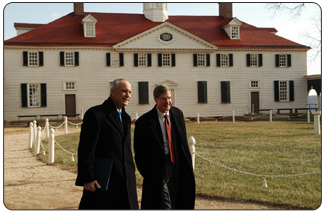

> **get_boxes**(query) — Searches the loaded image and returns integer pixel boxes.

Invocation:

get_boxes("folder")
[93,157,113,191]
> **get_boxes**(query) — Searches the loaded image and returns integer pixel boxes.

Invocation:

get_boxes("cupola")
[143,3,168,22]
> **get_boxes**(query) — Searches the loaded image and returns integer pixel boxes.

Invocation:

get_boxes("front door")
[65,94,76,116]
[251,92,259,114]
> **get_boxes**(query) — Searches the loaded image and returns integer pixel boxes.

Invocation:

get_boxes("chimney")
[219,3,232,20]
[74,3,84,17]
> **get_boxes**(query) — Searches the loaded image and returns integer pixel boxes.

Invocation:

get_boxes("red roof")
[5,12,310,49]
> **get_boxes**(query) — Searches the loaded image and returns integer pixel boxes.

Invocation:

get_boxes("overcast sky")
[2,2,322,76]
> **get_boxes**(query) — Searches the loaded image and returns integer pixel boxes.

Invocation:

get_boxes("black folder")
[93,157,113,191]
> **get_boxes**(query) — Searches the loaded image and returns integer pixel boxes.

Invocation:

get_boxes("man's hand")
[84,180,101,192]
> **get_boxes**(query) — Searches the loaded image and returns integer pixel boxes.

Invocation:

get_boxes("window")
[60,52,79,66]
[138,82,149,104]
[65,82,76,90]
[84,23,95,37]
[106,53,124,67]
[134,53,152,67]
[274,80,294,102]
[197,81,208,103]
[193,54,210,67]
[247,54,263,67]
[216,54,233,67]
[250,81,259,88]
[221,81,231,103]
[231,26,239,39]
[23,51,44,66]
[275,54,291,67]
[21,83,47,107]
[158,53,176,67]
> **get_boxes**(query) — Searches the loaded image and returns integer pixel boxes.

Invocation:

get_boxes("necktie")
[118,110,123,130]
[165,114,175,164]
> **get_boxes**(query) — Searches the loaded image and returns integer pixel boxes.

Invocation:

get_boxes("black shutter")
[206,54,210,66]
[246,54,251,67]
[229,54,233,67]
[287,54,291,67]
[216,54,221,67]
[106,53,111,66]
[119,53,124,66]
[134,54,138,67]
[258,54,263,67]
[275,54,279,67]
[138,82,149,104]
[74,52,79,66]
[23,51,28,66]
[197,81,207,103]
[60,52,65,66]
[147,54,152,67]
[158,53,162,67]
[41,83,47,107]
[289,80,294,101]
[21,83,28,107]
[221,81,231,103]
[193,54,198,67]
[274,81,279,102]
[171,53,176,66]
[39,52,44,66]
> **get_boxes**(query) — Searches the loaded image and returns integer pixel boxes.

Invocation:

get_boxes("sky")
[2,2,322,76]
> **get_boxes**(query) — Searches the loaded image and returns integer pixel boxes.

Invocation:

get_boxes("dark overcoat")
[75,97,138,209]
[134,106,195,209]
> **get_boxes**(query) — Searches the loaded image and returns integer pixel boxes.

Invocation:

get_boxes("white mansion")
[4,3,314,122]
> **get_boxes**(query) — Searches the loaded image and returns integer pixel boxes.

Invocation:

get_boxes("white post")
[34,126,41,156]
[232,111,235,123]
[81,108,84,120]
[197,112,200,124]
[307,110,310,123]
[188,136,196,170]
[269,110,272,123]
[312,111,321,135]
[28,122,34,149]
[64,116,68,134]
[33,120,37,144]
[48,128,55,164]
[135,113,139,120]
[45,118,50,138]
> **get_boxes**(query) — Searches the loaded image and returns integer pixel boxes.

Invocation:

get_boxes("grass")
[33,122,321,209]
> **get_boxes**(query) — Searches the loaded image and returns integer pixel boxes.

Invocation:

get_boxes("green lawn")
[36,122,321,209]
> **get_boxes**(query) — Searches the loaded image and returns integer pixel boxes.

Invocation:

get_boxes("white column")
[188,136,196,170]
[34,126,41,156]
[45,118,50,138]
[64,116,68,134]
[28,122,34,149]
[48,128,55,164]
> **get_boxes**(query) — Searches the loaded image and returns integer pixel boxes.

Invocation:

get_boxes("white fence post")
[313,111,321,135]
[33,120,37,143]
[269,110,272,123]
[307,110,310,123]
[188,136,196,170]
[28,122,34,149]
[81,108,84,120]
[135,113,139,120]
[232,111,235,123]
[34,126,41,156]
[45,118,50,138]
[64,116,68,134]
[48,128,55,164]
[197,112,200,124]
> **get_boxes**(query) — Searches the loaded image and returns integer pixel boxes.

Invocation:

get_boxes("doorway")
[65,94,76,116]
[251,92,259,114]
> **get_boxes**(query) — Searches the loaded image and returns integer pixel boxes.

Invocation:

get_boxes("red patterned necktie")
[165,114,175,164]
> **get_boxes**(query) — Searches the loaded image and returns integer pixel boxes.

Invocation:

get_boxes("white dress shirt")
[156,107,171,154]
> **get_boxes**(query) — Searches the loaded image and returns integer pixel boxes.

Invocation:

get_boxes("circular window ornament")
[157,31,175,45]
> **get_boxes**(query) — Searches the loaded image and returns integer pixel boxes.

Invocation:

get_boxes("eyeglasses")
[159,97,171,101]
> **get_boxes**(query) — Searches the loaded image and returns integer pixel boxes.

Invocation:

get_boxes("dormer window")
[222,18,242,40]
[81,14,97,38]
[231,26,239,39]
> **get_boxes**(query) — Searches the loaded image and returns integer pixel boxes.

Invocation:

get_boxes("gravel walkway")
[4,130,279,209]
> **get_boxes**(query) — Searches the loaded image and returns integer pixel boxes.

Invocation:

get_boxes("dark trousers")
[160,154,176,209]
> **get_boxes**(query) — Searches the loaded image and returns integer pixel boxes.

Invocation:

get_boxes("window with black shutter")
[23,51,43,66]
[221,81,231,103]
[138,82,149,104]
[21,84,28,107]
[197,81,208,103]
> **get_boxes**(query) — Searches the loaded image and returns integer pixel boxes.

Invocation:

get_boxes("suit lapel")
[104,98,124,137]
[149,107,164,150]
[169,107,183,153]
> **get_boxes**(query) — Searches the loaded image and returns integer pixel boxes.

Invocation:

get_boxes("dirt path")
[4,130,279,209]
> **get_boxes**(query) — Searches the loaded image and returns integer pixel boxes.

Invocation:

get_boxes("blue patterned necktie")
[118,110,123,130]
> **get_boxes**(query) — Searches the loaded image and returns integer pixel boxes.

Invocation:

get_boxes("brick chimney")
[74,3,84,17]
[219,3,232,20]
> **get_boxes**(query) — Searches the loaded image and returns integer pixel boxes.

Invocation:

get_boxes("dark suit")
[134,106,195,209]
[75,97,138,209]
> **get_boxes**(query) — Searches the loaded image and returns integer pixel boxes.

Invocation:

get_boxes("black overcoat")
[134,106,195,209]
[75,97,138,209]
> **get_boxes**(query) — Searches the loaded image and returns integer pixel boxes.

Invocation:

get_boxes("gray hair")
[111,78,127,91]
[153,84,171,99]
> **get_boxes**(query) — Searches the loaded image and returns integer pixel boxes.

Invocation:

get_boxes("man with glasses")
[134,84,195,209]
